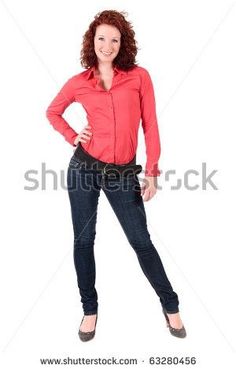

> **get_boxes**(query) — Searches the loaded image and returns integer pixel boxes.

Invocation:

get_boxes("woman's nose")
[104,42,113,51]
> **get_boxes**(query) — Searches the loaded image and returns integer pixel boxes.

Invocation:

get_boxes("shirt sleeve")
[140,68,161,177]
[45,76,78,146]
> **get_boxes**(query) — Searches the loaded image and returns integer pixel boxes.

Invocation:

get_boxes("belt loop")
[103,163,109,174]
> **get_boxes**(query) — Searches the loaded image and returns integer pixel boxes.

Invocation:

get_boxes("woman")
[46,9,186,341]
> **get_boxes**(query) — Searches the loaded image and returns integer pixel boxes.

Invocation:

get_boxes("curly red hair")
[80,10,139,71]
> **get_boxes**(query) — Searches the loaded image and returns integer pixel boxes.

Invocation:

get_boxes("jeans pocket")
[68,157,82,169]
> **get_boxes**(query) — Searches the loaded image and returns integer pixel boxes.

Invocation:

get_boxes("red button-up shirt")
[46,65,161,176]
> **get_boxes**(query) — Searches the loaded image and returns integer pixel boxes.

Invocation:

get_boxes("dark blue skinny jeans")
[67,155,180,315]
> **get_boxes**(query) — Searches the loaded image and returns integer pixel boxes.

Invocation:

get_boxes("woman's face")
[94,24,121,65]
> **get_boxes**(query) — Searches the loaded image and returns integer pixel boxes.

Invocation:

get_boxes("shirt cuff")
[67,132,78,146]
[145,163,161,177]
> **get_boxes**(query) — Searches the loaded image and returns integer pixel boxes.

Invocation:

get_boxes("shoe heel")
[162,308,170,327]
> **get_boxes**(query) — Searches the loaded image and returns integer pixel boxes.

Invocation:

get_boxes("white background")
[0,0,236,368]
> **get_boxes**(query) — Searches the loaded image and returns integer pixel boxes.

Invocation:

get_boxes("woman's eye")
[98,37,118,43]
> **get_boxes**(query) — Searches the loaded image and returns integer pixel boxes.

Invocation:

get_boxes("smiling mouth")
[101,51,112,56]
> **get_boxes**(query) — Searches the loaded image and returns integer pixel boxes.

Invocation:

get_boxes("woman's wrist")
[74,134,80,146]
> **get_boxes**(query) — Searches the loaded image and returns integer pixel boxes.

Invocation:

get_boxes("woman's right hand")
[74,124,92,146]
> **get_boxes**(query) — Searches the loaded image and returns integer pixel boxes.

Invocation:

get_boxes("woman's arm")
[139,68,161,177]
[45,76,78,146]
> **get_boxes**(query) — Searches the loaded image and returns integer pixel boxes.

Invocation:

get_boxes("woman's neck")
[96,62,114,75]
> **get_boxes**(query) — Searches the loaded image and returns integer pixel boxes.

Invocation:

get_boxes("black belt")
[73,143,142,176]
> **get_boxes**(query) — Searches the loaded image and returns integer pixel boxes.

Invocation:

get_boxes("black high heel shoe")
[78,313,98,342]
[162,308,187,338]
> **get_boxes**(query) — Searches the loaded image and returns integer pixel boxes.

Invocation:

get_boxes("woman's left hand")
[141,176,158,201]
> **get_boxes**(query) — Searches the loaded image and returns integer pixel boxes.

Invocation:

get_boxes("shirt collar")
[85,65,127,80]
